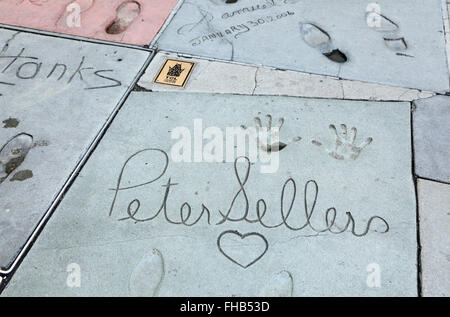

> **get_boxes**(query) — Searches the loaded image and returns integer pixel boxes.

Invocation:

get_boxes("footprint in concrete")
[106,1,141,35]
[10,169,33,182]
[242,114,302,153]
[300,23,347,63]
[312,124,373,161]
[56,0,95,28]
[128,249,165,297]
[366,12,399,33]
[259,271,293,297]
[2,118,19,128]
[27,0,49,5]
[365,12,408,52]
[210,0,239,4]
[0,133,33,183]
[384,37,408,51]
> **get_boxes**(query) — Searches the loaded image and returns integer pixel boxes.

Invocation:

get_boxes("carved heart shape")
[217,230,268,269]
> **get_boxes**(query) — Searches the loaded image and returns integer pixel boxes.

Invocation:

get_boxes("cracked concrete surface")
[418,179,450,297]
[139,51,435,101]
[0,0,449,298]
[156,0,450,92]
[0,28,152,271]
[3,92,417,296]
[0,0,179,45]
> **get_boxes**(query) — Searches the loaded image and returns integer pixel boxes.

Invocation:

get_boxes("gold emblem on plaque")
[154,59,195,87]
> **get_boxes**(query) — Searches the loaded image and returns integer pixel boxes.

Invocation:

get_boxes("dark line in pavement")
[0,81,15,86]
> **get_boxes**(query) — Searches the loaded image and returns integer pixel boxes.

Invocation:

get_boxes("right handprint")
[312,124,373,161]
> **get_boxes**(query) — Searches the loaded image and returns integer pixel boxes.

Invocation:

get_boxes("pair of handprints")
[241,114,373,160]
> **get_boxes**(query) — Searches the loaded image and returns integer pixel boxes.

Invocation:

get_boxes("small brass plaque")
[154,59,195,87]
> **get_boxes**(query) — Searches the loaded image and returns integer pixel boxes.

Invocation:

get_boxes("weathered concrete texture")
[0,0,179,46]
[418,179,450,297]
[441,0,450,76]
[140,51,435,101]
[0,28,151,270]
[156,0,449,93]
[413,96,450,183]
[4,92,417,296]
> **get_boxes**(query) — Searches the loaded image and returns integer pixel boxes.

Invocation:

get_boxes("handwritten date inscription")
[178,7,295,47]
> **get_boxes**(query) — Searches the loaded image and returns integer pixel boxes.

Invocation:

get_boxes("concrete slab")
[140,51,435,101]
[155,0,449,93]
[3,92,417,296]
[418,179,450,297]
[0,0,179,46]
[441,0,450,76]
[413,96,450,183]
[0,28,151,271]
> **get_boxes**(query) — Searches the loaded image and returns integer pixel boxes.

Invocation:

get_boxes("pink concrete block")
[0,0,179,45]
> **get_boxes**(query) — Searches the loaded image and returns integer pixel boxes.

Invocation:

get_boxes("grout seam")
[410,101,423,297]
